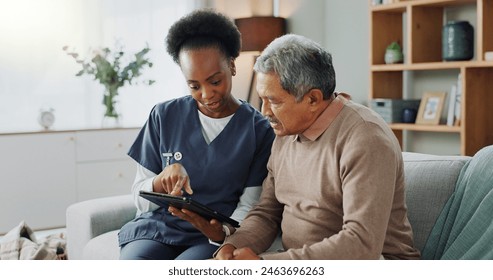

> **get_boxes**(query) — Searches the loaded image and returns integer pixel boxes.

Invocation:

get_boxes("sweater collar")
[293,93,348,142]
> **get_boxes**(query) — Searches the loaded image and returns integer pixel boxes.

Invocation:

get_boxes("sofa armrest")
[66,194,136,260]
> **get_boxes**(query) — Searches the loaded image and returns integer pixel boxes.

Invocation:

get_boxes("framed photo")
[416,92,446,125]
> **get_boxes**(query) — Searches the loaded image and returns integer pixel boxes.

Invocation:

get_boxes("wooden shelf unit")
[370,0,493,156]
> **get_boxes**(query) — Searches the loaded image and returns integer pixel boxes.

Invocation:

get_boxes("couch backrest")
[402,152,471,253]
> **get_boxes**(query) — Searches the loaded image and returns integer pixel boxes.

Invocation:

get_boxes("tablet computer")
[139,190,240,228]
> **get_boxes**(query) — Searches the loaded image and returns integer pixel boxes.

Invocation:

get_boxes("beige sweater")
[225,95,420,260]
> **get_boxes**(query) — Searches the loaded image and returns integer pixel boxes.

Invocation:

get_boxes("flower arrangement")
[63,43,155,119]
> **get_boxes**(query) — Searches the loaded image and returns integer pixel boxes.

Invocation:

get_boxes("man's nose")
[261,101,271,117]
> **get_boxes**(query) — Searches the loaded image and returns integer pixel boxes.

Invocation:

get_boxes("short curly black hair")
[166,9,241,64]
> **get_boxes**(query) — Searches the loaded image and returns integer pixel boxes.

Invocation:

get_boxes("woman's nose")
[201,86,214,100]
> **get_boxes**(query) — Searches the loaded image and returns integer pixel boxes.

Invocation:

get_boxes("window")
[0,0,206,132]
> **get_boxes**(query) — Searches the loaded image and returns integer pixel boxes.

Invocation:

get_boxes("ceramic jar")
[402,108,417,123]
[384,49,403,64]
[442,21,474,61]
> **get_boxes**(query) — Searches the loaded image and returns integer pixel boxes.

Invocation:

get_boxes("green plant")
[63,43,155,118]
[386,41,402,51]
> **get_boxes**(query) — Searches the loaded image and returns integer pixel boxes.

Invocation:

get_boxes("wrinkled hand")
[168,206,225,242]
[153,163,193,195]
[215,244,236,260]
[231,247,261,260]
[215,245,261,260]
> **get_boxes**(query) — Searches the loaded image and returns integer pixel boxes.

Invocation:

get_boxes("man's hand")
[153,163,193,195]
[215,244,236,260]
[168,206,225,242]
[232,247,261,260]
[215,245,261,260]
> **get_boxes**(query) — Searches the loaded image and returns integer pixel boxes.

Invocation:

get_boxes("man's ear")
[306,89,324,106]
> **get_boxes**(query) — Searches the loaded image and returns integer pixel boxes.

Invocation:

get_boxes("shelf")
[389,123,462,132]
[369,0,493,155]
[0,126,141,136]
[371,3,407,12]
[371,61,493,71]
[371,0,476,11]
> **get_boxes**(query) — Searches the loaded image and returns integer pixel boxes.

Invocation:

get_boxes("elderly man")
[215,34,420,260]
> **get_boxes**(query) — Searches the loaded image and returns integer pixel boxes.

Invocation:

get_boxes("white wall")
[217,0,369,106]
[0,0,461,155]
[324,0,369,105]
[0,0,202,133]
[0,0,362,133]
[214,0,328,106]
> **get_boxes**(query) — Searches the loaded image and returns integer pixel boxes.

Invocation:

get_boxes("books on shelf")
[446,74,462,126]
[446,85,457,126]
[455,74,462,126]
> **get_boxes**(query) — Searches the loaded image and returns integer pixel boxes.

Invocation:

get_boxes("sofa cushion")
[403,152,470,253]
[422,145,493,259]
[83,230,120,260]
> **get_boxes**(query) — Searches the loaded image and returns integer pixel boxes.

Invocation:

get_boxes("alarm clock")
[38,108,55,130]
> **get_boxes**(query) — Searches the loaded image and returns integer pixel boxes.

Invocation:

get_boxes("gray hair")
[254,34,336,102]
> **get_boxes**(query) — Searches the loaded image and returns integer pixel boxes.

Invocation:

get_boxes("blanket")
[422,145,493,259]
[0,221,66,260]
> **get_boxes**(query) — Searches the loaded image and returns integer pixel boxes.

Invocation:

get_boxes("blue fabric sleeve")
[245,117,275,188]
[128,105,163,175]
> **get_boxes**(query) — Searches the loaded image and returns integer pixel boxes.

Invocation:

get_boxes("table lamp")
[235,16,286,106]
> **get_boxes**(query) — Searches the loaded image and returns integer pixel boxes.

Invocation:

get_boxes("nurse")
[117,9,275,260]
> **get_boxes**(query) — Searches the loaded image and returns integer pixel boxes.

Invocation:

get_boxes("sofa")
[66,150,481,260]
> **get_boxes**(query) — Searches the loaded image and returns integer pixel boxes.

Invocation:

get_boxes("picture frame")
[416,92,446,125]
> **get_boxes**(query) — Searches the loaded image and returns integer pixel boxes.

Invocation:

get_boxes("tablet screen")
[139,190,240,227]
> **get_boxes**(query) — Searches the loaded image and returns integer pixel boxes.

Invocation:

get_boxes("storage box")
[370,99,421,123]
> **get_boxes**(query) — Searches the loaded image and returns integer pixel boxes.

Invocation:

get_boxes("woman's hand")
[168,206,226,242]
[153,163,193,195]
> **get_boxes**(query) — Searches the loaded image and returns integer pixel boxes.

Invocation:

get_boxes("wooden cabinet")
[0,128,140,234]
[370,0,493,156]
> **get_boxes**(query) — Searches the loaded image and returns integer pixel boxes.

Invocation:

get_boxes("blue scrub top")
[118,96,274,246]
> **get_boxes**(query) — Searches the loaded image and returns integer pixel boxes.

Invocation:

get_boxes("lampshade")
[235,16,286,52]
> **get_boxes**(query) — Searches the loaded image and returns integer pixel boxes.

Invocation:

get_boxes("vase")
[402,108,417,123]
[103,87,119,116]
[101,87,120,127]
[384,49,403,64]
[442,21,474,61]
[102,115,120,128]
[101,85,120,128]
